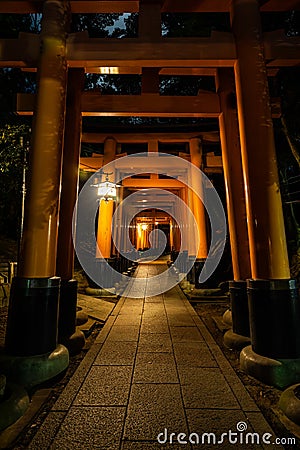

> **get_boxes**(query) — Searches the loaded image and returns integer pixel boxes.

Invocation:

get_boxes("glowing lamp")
[92,171,119,202]
[97,181,117,201]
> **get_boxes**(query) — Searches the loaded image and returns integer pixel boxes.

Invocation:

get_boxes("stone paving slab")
[106,325,140,342]
[30,263,284,449]
[113,314,142,326]
[77,293,115,322]
[170,326,204,343]
[140,321,170,334]
[94,340,137,365]
[138,332,172,353]
[144,295,164,303]
[124,384,187,441]
[73,365,132,406]
[52,342,103,412]
[51,406,126,449]
[173,341,217,367]
[133,352,178,383]
[179,367,241,409]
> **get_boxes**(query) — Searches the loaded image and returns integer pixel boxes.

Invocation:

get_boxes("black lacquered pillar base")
[240,279,300,389]
[224,280,251,350]
[1,276,69,388]
[194,259,206,289]
[231,280,250,337]
[58,279,85,356]
[187,256,196,285]
[248,279,300,359]
[58,279,77,340]
[5,277,60,356]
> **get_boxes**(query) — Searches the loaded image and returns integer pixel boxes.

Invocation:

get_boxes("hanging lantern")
[92,171,119,202]
[97,180,117,201]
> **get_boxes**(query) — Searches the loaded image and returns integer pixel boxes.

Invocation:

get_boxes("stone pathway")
[28,264,283,449]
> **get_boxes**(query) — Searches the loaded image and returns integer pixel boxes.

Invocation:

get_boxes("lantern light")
[92,171,120,202]
[97,181,117,200]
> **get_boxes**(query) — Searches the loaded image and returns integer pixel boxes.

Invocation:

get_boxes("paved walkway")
[28,264,282,449]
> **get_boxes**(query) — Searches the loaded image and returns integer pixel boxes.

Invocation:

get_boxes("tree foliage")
[0,13,40,37]
[162,13,231,36]
[0,122,30,238]
[71,13,121,37]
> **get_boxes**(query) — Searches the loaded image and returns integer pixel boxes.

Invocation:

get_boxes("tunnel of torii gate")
[0,0,300,393]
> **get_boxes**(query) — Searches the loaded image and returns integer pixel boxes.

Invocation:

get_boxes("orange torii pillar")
[118,186,136,273]
[189,138,208,289]
[169,218,174,252]
[180,185,197,288]
[56,68,85,355]
[217,68,252,349]
[114,186,127,273]
[97,200,114,258]
[113,185,124,253]
[3,0,69,386]
[231,0,300,387]
[170,190,183,264]
[96,138,117,287]
[187,185,197,255]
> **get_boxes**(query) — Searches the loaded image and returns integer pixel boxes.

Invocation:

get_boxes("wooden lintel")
[67,34,236,68]
[162,0,300,12]
[81,131,220,143]
[0,32,40,68]
[206,155,222,167]
[0,1,140,14]
[0,0,298,13]
[80,157,223,174]
[80,156,104,171]
[20,66,278,77]
[17,92,221,117]
[203,167,223,174]
[85,67,216,76]
[160,68,217,77]
[16,92,281,118]
[1,32,299,69]
[122,178,185,188]
[0,33,236,68]
[86,66,142,75]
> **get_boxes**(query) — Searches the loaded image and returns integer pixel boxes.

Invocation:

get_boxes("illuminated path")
[29,264,282,449]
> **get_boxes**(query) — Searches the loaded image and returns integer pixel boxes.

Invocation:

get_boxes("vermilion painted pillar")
[56,68,85,353]
[187,186,197,257]
[95,138,117,288]
[231,0,300,371]
[56,69,84,282]
[189,138,208,260]
[217,69,251,283]
[217,68,251,346]
[5,0,70,374]
[232,0,289,281]
[96,138,117,259]
[189,138,208,288]
[97,200,114,258]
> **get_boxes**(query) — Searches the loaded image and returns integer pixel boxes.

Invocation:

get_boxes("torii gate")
[0,0,300,393]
